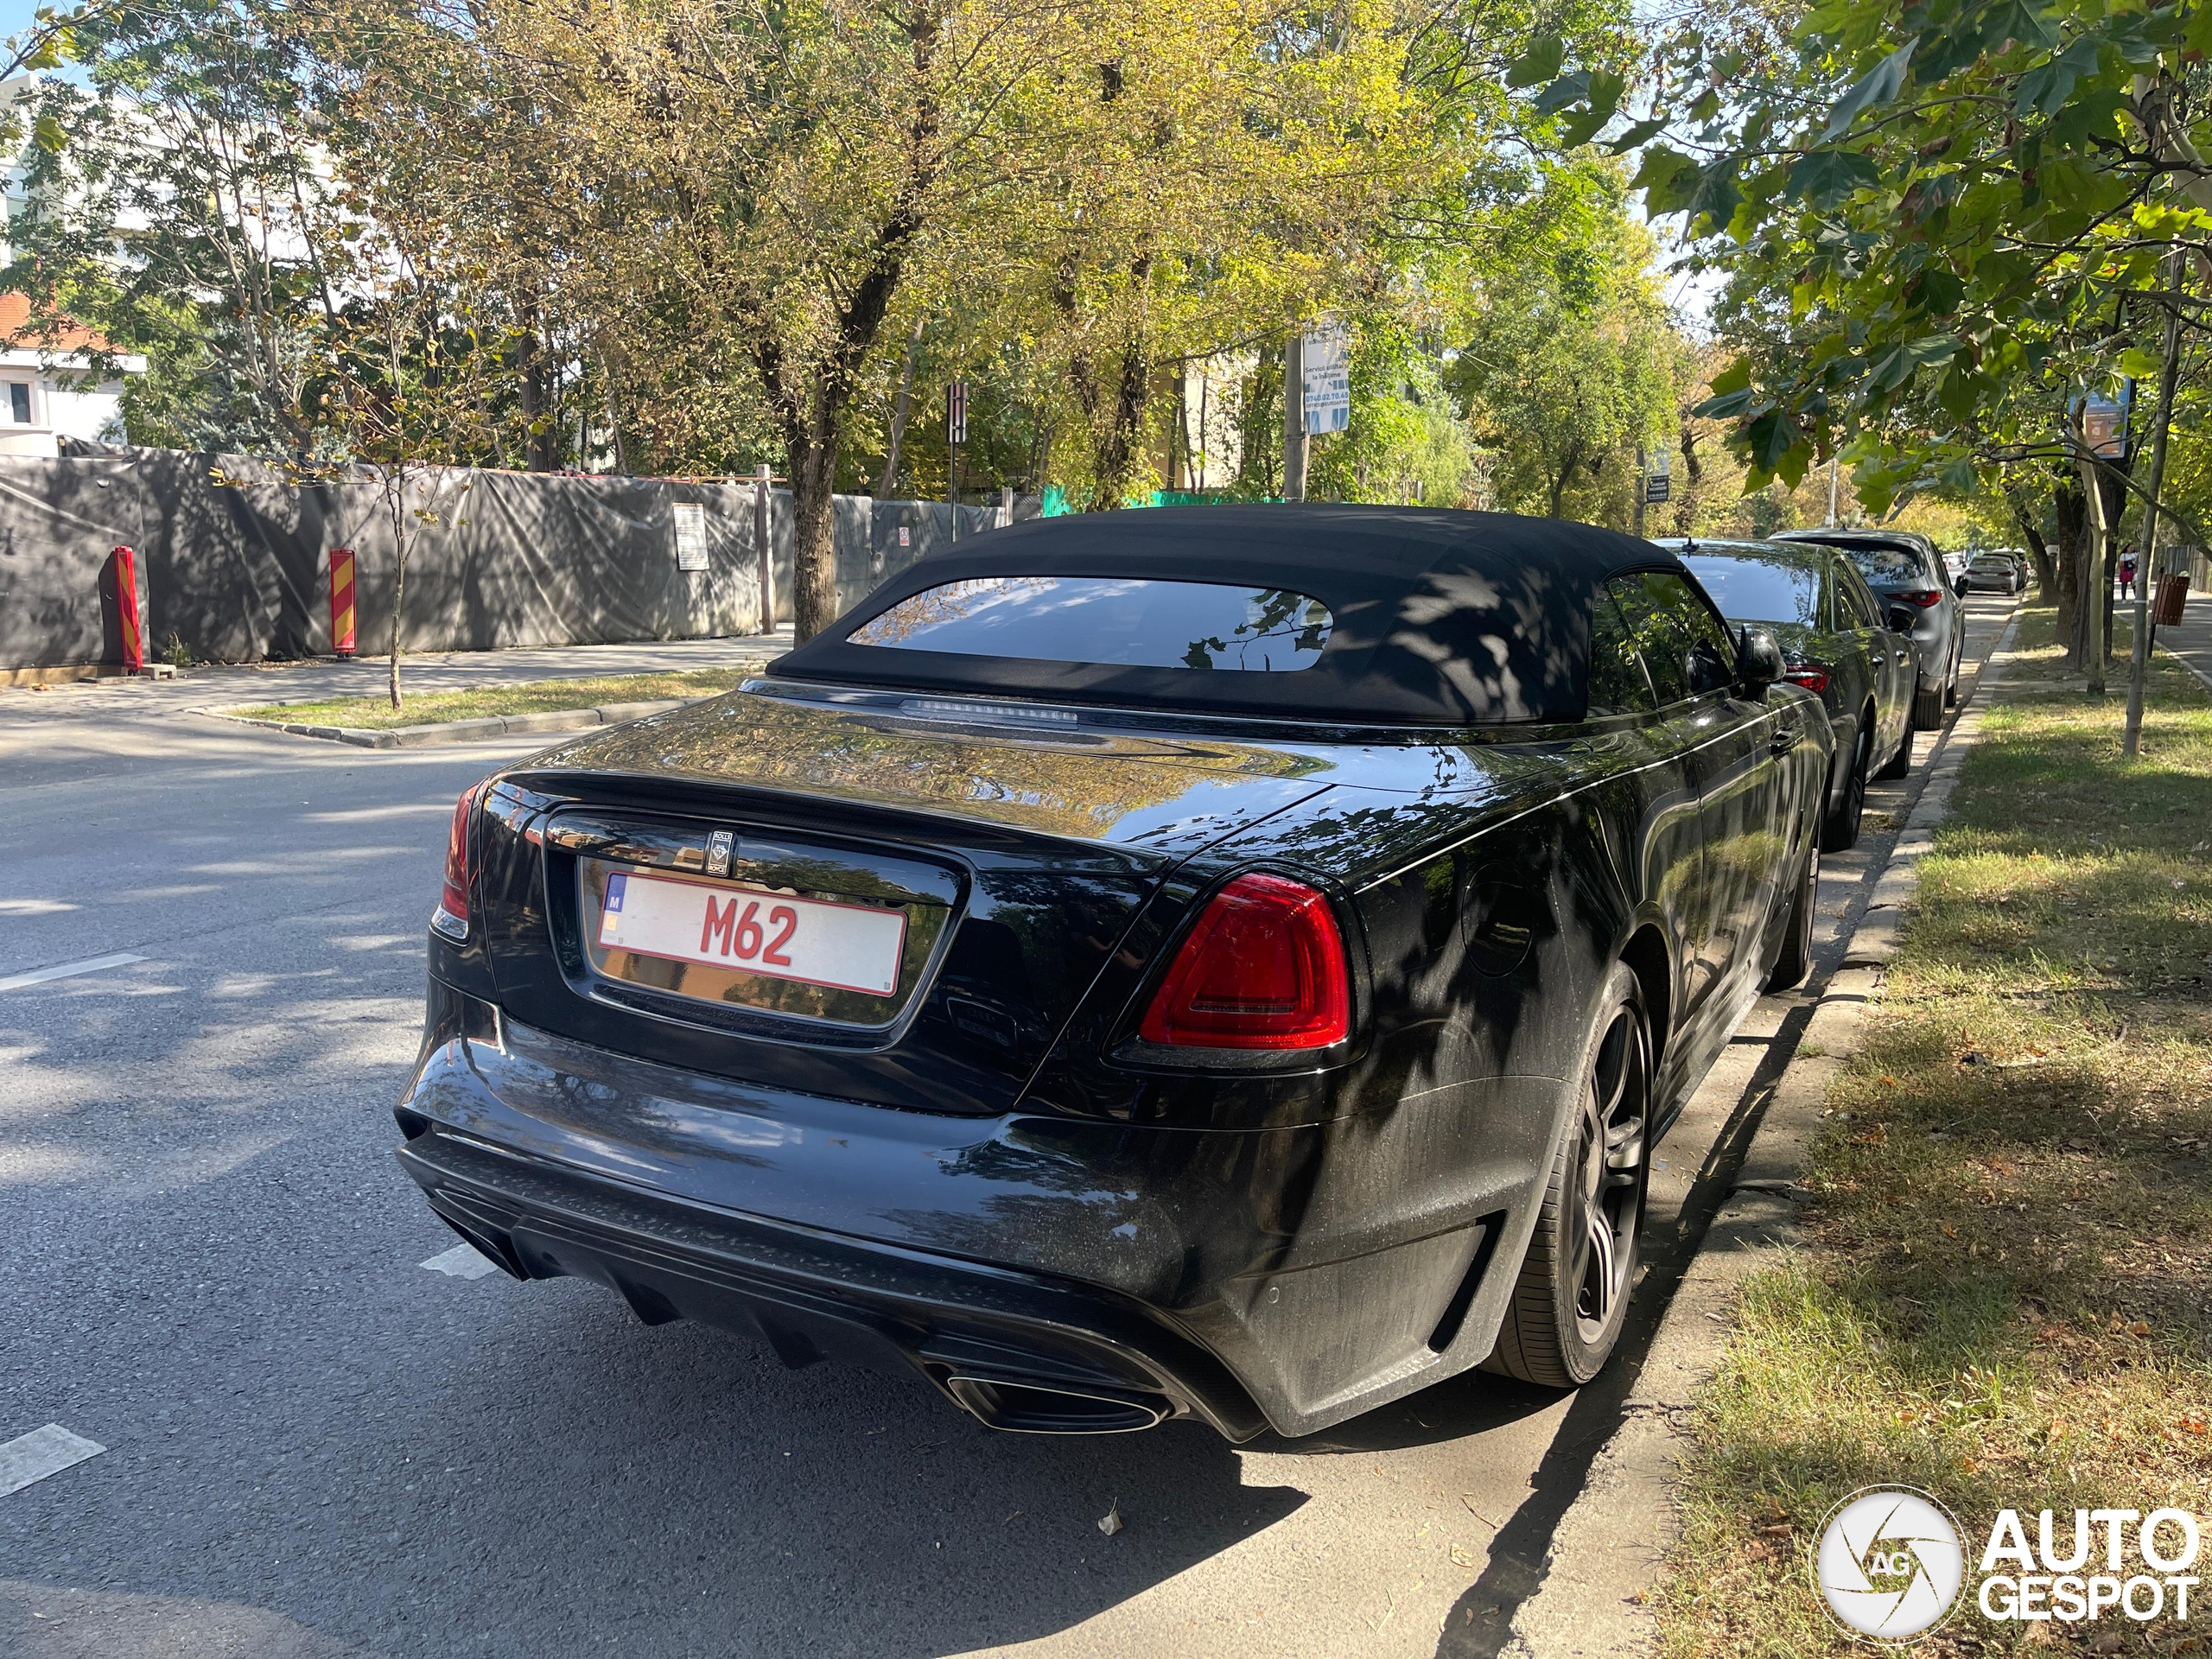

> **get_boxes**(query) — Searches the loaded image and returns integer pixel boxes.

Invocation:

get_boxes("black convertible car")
[395,507,1831,1440]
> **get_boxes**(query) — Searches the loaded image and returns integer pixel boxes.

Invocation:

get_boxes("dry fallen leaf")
[1097,1499,1123,1537]
[1450,1545,1476,1568]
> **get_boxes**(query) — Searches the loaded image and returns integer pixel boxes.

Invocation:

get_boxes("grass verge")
[232,667,755,730]
[1656,606,2212,1656]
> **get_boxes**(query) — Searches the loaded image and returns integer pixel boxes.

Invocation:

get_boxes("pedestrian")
[2119,555,2137,600]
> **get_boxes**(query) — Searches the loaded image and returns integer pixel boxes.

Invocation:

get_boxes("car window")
[1586,590,1657,716]
[1836,541,1927,585]
[1834,565,1882,629]
[1681,553,1821,626]
[848,576,1333,671]
[1606,570,1737,704]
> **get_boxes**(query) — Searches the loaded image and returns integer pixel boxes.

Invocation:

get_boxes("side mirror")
[1886,605,1917,633]
[1738,625,1784,696]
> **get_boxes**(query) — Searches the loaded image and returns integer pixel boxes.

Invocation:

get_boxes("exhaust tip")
[944,1376,1172,1434]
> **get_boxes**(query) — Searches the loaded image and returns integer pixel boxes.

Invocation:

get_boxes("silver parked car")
[1964,551,2027,594]
[1775,528,1967,728]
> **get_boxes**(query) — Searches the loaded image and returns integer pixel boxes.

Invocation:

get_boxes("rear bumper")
[398,1128,1259,1436]
[396,982,1553,1439]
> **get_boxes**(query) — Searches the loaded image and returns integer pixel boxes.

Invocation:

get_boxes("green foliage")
[1535,0,2212,528]
[1306,320,1478,506]
[1446,188,1678,522]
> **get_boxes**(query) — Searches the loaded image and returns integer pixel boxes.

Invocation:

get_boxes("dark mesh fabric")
[772,505,1686,726]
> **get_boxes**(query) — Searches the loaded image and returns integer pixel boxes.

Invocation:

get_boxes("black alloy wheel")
[1488,963,1650,1388]
[1765,841,1818,992]
[1821,722,1870,851]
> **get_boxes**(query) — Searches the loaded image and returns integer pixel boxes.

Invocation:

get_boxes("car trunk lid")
[472,685,1333,1116]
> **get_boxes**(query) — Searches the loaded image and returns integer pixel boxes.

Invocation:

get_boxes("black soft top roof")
[774,505,1684,726]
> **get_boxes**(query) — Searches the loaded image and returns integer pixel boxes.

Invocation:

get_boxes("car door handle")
[1770,726,1799,755]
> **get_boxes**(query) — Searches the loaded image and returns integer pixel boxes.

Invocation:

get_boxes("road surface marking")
[0,953,146,994]
[0,1425,106,1497]
[421,1243,500,1280]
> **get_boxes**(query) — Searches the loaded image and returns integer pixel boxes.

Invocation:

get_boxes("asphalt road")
[0,596,2018,1659]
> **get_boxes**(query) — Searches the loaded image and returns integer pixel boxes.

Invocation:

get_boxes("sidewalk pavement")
[0,631,794,724]
[2155,590,2212,691]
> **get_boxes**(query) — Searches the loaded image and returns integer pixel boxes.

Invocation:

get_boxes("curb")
[206,695,711,750]
[1497,606,2028,1659]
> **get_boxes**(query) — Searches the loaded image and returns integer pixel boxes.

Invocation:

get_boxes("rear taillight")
[438,783,483,934]
[1138,873,1351,1050]
[1899,589,1942,607]
[1783,667,1830,693]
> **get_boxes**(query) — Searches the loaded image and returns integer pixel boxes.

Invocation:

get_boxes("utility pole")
[753,463,774,634]
[1827,454,1841,525]
[1281,333,1307,502]
[2126,251,2187,756]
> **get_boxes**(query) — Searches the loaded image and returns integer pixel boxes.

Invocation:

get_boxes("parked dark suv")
[1774,528,1965,728]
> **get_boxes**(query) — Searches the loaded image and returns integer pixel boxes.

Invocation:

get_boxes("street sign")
[946,381,969,446]
[1301,322,1350,435]
[1645,442,1671,503]
[2080,386,2131,458]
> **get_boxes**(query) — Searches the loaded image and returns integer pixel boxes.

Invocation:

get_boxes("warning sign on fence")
[673,501,709,571]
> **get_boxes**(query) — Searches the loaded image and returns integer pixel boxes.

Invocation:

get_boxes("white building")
[0,289,143,455]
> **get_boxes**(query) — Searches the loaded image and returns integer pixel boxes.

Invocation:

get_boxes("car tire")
[1913,682,1944,729]
[1765,841,1818,993]
[1821,722,1869,851]
[1487,963,1649,1389]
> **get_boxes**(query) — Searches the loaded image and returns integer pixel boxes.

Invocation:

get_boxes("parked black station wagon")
[396,507,1832,1440]
[1665,538,1918,852]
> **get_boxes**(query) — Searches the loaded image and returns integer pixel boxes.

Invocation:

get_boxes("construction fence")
[0,449,1023,671]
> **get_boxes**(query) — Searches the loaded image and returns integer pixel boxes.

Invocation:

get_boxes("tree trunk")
[1548,436,1586,517]
[2005,477,2056,595]
[385,473,408,709]
[517,322,559,472]
[875,319,922,498]
[2053,478,2088,660]
[789,416,841,640]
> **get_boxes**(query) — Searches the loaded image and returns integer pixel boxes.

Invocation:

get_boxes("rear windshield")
[1837,542,1926,584]
[1681,555,1821,626]
[847,575,1334,671]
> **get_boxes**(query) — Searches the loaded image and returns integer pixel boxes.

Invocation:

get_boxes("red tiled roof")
[0,291,118,354]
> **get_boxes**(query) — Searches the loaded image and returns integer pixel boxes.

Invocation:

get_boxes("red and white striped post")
[107,545,143,673]
[329,549,357,658]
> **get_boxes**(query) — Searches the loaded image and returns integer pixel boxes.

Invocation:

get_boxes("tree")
[321,0,1151,638]
[1531,0,2212,670]
[1448,204,1676,523]
[5,0,347,455]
